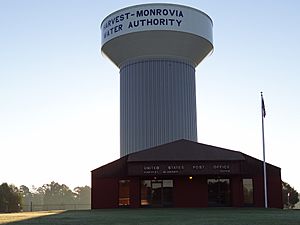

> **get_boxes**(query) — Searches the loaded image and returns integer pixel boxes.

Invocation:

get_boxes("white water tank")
[101,3,213,156]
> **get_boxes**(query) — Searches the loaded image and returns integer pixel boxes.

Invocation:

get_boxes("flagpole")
[261,92,268,208]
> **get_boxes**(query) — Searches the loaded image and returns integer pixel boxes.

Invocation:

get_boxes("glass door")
[151,181,163,207]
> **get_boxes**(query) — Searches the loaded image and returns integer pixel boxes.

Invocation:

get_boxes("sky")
[1,0,300,192]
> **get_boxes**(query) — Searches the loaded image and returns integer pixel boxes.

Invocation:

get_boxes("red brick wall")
[253,176,265,207]
[268,175,283,208]
[231,176,243,207]
[253,174,283,208]
[92,177,119,209]
[91,174,282,209]
[173,176,207,207]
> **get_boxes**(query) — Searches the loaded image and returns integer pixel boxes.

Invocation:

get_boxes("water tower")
[101,3,213,156]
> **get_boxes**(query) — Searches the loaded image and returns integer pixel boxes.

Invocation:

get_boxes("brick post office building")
[92,140,282,208]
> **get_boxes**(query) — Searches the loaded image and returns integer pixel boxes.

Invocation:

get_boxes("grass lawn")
[0,208,299,225]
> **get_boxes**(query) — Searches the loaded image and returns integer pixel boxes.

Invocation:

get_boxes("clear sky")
[1,0,299,191]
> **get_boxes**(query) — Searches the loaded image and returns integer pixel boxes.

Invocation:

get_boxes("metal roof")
[127,139,245,162]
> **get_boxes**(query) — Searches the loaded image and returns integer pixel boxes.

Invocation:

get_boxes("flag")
[261,94,266,118]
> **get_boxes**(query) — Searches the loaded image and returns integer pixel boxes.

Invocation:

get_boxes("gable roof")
[127,139,245,162]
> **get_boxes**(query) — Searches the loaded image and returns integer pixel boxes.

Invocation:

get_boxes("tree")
[19,182,91,211]
[41,181,75,210]
[282,181,299,208]
[74,186,91,205]
[0,183,21,212]
[19,185,30,195]
[20,185,32,211]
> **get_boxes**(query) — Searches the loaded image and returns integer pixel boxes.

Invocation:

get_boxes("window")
[243,178,253,205]
[119,180,130,206]
[208,178,231,207]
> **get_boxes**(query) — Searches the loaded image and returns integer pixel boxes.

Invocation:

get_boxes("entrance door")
[140,180,173,207]
[208,178,231,207]
[151,181,163,207]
